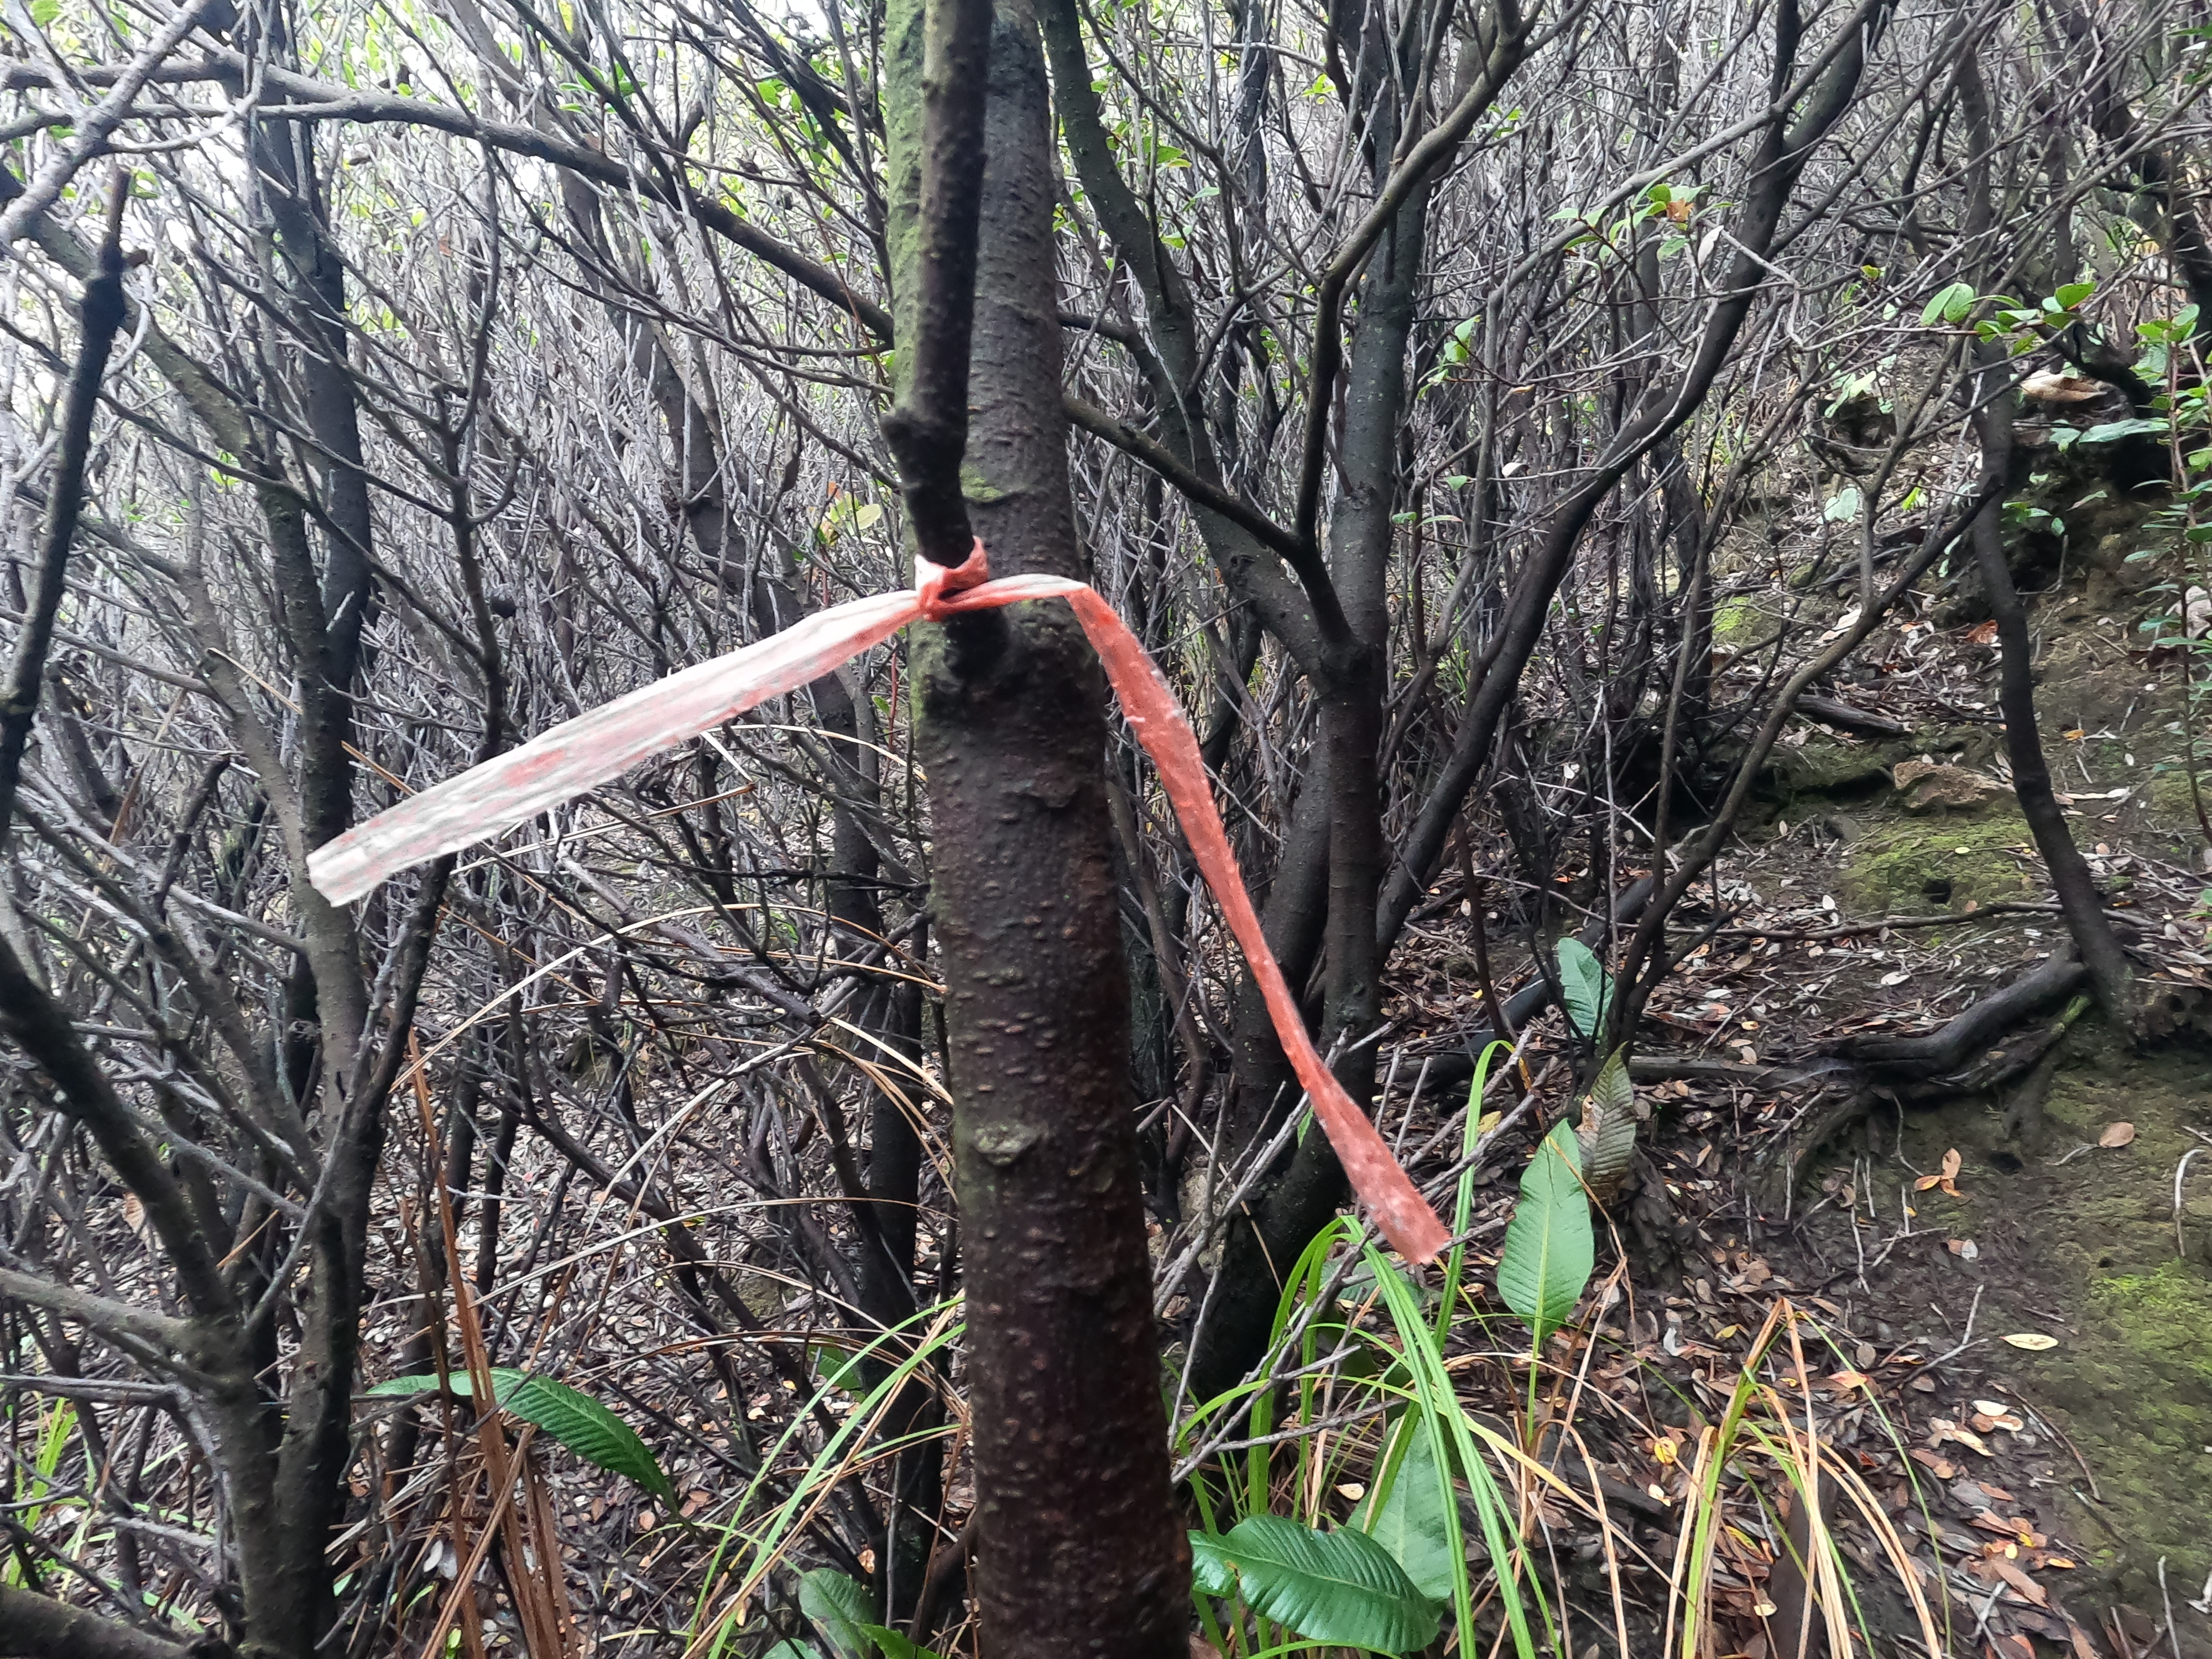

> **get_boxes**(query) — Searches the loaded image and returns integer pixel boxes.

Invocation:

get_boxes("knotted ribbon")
[309,545,1448,1261]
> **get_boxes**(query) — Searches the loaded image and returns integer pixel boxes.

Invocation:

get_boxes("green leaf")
[1190,1530,1239,1597]
[366,1369,674,1500]
[1496,1121,1594,1345]
[2080,418,2169,444]
[811,1340,868,1395]
[859,1626,939,1659]
[1209,1515,1440,1652]
[2054,280,2095,310]
[1553,938,1611,1043]
[1575,1047,1638,1203]
[800,1568,878,1659]
[1357,1421,1458,1601]
[764,1645,820,1659]
[1921,280,1976,326]
[1822,486,1862,524]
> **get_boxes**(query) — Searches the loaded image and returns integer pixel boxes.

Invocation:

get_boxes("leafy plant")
[683,1305,962,1659]
[1495,1120,1594,1348]
[1574,1046,1639,1204]
[1919,279,1977,326]
[1190,1514,1441,1652]
[367,1368,675,1502]
[1355,1416,1456,1600]
[1553,937,1612,1043]
[798,1568,877,1659]
[0,1401,76,1588]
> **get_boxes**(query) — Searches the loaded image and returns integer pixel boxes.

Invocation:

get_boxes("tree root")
[1746,953,2089,1212]
[1825,951,2087,1075]
[1413,948,2100,1214]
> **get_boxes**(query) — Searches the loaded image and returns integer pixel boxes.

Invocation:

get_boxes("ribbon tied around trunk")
[309,545,1448,1261]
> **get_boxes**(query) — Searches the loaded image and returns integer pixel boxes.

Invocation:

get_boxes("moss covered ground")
[1885,1039,2212,1608]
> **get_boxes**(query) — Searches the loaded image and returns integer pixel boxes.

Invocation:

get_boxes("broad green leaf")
[1553,938,1611,1042]
[1211,1514,1440,1652]
[764,1645,820,1659]
[800,1567,877,1659]
[2080,418,2169,444]
[1575,1047,1638,1203]
[1921,280,1975,326]
[1496,1122,1595,1345]
[859,1625,940,1659]
[1357,1421,1458,1601]
[366,1369,673,1501]
[1190,1530,1239,1597]
[2054,280,2095,310]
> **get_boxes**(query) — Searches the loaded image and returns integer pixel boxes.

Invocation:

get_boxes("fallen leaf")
[1910,1447,1959,1478]
[1336,1481,1366,1500]
[1916,1147,1965,1196]
[1971,1408,2026,1433]
[2098,1121,2136,1149]
[1973,1510,2047,1548]
[2002,1332,2059,1351]
[1948,1238,1980,1260]
[1966,619,2000,645]
[1824,1370,1874,1392]
[1989,1554,2049,1606]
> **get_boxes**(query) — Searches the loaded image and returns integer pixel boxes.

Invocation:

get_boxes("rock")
[1892,759,2005,813]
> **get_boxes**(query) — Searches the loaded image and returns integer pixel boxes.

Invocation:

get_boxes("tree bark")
[0,1585,221,1659]
[1954,43,2136,1025]
[886,0,1187,1650]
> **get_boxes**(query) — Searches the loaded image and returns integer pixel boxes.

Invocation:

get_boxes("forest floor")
[1376,479,2212,1659]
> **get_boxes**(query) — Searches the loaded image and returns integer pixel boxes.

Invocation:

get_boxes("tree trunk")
[888,0,1187,1651]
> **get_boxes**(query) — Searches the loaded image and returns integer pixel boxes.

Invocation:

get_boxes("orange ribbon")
[310,545,1447,1261]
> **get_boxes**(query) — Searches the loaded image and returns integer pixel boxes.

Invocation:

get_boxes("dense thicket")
[0,0,2205,1652]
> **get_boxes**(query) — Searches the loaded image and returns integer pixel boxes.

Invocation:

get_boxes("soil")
[1765,1034,2212,1654]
